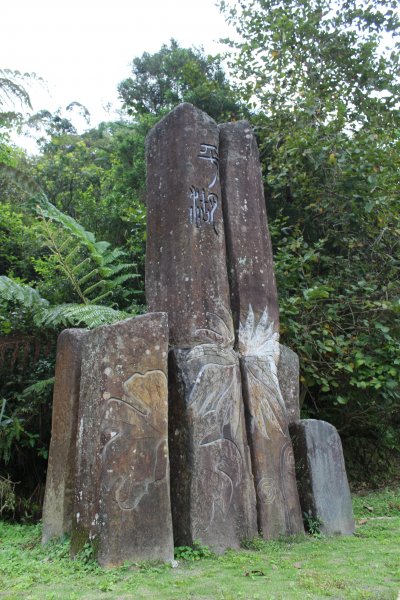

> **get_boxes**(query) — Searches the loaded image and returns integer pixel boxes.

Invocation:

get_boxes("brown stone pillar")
[219,121,304,538]
[70,314,173,567]
[146,104,257,551]
[219,120,279,341]
[169,345,257,551]
[42,329,87,544]
[278,344,301,424]
[146,103,234,348]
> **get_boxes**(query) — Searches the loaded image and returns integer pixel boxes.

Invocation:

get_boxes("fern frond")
[104,263,136,276]
[21,377,55,398]
[82,280,107,297]
[70,257,91,276]
[112,274,140,286]
[64,244,81,263]
[0,276,49,309]
[88,291,113,304]
[34,304,130,329]
[101,248,127,265]
[76,268,99,287]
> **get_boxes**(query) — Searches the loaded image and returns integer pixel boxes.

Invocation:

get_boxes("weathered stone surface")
[278,344,301,424]
[42,328,87,544]
[71,314,173,566]
[219,121,279,343]
[146,103,234,348]
[241,353,304,538]
[290,419,355,535]
[169,344,257,551]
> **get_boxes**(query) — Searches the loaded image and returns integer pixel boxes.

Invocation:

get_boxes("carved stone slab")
[42,329,87,544]
[278,344,301,424]
[290,419,355,535]
[169,344,257,551]
[241,355,304,538]
[219,121,279,343]
[146,103,234,348]
[70,314,173,566]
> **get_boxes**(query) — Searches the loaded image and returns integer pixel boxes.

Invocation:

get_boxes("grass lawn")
[0,486,399,599]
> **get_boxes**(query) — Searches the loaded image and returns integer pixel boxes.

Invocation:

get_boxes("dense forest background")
[0,0,399,518]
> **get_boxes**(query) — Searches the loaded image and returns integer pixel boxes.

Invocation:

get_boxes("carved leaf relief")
[245,358,287,440]
[194,309,235,347]
[100,370,168,511]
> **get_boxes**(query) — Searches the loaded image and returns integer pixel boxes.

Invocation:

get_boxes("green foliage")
[0,164,140,514]
[34,195,139,307]
[222,0,400,476]
[303,512,323,537]
[174,541,214,561]
[0,474,17,517]
[118,39,243,122]
[33,121,148,298]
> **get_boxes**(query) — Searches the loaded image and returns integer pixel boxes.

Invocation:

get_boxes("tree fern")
[0,163,140,308]
[0,69,35,110]
[0,276,49,309]
[0,276,130,329]
[35,304,130,329]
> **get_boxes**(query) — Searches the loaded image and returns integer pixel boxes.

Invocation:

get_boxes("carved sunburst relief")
[239,305,280,366]
[239,305,287,440]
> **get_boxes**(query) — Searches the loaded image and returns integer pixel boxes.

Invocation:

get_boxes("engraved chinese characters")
[146,103,234,348]
[70,314,173,567]
[189,144,219,230]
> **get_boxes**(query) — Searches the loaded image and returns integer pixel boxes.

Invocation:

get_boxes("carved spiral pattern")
[257,477,277,505]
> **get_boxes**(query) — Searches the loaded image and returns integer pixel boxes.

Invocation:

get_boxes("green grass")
[0,487,399,600]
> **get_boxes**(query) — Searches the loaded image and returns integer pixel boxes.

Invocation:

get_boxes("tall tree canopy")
[118,39,242,122]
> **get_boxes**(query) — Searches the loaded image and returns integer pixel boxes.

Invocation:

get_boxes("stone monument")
[146,104,258,550]
[42,102,354,565]
[290,419,355,535]
[70,313,173,566]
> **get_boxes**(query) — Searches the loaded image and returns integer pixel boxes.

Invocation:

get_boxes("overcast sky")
[2,0,234,128]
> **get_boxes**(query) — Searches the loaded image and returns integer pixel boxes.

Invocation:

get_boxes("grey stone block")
[290,419,355,535]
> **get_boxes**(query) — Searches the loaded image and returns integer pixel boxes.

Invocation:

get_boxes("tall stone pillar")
[219,122,304,538]
[219,121,279,339]
[70,314,173,567]
[146,102,234,348]
[146,104,257,550]
[169,345,257,550]
[42,329,87,544]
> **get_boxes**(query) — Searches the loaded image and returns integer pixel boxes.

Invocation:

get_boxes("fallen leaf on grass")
[364,505,374,512]
[244,570,266,577]
[358,518,368,525]
[293,563,302,569]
